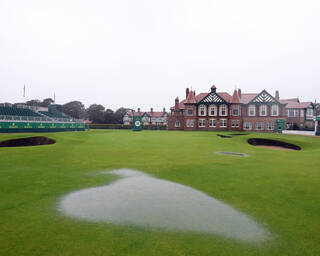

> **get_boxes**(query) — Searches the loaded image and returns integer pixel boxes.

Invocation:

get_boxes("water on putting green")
[59,169,270,242]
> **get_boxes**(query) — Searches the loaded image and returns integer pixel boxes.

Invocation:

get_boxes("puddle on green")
[59,169,270,242]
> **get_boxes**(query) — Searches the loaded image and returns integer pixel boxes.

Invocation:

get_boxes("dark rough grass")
[0,130,320,256]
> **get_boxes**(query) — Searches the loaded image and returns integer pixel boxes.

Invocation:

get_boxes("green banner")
[132,116,142,131]
[316,116,320,121]
[0,121,85,133]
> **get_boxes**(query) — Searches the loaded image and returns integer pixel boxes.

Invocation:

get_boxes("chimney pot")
[238,88,242,98]
[275,90,280,100]
[186,88,190,99]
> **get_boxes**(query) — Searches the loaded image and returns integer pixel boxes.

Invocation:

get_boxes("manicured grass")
[0,130,320,256]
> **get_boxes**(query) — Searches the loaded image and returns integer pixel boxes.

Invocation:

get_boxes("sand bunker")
[0,136,55,147]
[248,138,301,151]
[59,169,270,242]
[217,134,232,138]
[216,151,249,157]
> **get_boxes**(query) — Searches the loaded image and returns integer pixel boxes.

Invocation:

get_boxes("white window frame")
[219,119,227,128]
[306,108,313,117]
[232,105,239,116]
[255,122,264,130]
[219,104,228,116]
[259,105,267,116]
[271,104,279,116]
[236,120,240,128]
[175,120,180,127]
[231,120,236,127]
[186,119,194,127]
[198,105,207,116]
[243,122,252,130]
[208,105,217,116]
[209,119,216,127]
[248,105,256,116]
[300,109,304,117]
[187,107,193,116]
[199,119,206,127]
[267,122,274,130]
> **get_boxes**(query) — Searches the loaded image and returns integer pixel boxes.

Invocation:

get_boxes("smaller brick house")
[123,108,168,126]
[279,98,314,129]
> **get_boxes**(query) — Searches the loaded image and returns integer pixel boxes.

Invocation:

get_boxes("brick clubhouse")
[167,85,314,132]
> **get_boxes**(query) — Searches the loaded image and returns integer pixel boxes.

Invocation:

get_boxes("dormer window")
[248,105,256,116]
[198,104,206,116]
[271,104,279,116]
[259,105,267,116]
[219,104,228,116]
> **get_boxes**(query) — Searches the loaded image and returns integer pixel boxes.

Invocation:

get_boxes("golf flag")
[132,116,142,131]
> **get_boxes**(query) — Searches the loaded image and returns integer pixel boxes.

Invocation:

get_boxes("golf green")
[0,130,319,256]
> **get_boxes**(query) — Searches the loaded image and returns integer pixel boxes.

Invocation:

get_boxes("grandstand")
[0,106,41,117]
[0,103,85,133]
[39,105,69,119]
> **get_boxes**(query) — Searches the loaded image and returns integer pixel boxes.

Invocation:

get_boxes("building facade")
[279,98,314,130]
[123,108,168,126]
[167,85,288,132]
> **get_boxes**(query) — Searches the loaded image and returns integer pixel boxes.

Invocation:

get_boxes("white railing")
[0,115,84,123]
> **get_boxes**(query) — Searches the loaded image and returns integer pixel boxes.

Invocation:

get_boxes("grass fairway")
[0,130,320,256]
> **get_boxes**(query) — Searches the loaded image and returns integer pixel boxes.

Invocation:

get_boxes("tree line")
[22,98,130,124]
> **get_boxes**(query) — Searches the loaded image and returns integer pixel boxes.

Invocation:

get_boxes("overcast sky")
[1,0,319,110]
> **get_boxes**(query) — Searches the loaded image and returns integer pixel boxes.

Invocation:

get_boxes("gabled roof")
[198,91,232,104]
[218,92,232,102]
[147,111,167,117]
[248,90,281,104]
[280,100,312,109]
[239,93,258,104]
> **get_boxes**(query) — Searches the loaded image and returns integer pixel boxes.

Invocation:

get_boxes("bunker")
[248,138,301,151]
[0,136,55,147]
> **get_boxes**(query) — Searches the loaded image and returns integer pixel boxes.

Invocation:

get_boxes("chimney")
[211,85,216,93]
[150,107,153,113]
[163,107,166,113]
[186,88,190,99]
[275,90,279,101]
[175,97,179,110]
[238,88,242,98]
[138,108,140,113]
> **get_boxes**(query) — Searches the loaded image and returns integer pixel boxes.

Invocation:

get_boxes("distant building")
[123,108,168,126]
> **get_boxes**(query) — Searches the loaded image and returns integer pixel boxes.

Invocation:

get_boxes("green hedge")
[87,124,167,130]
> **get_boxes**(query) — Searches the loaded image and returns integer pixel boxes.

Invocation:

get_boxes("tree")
[25,99,41,106]
[113,107,130,124]
[62,101,86,119]
[87,104,105,123]
[104,109,116,124]
[41,98,54,107]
